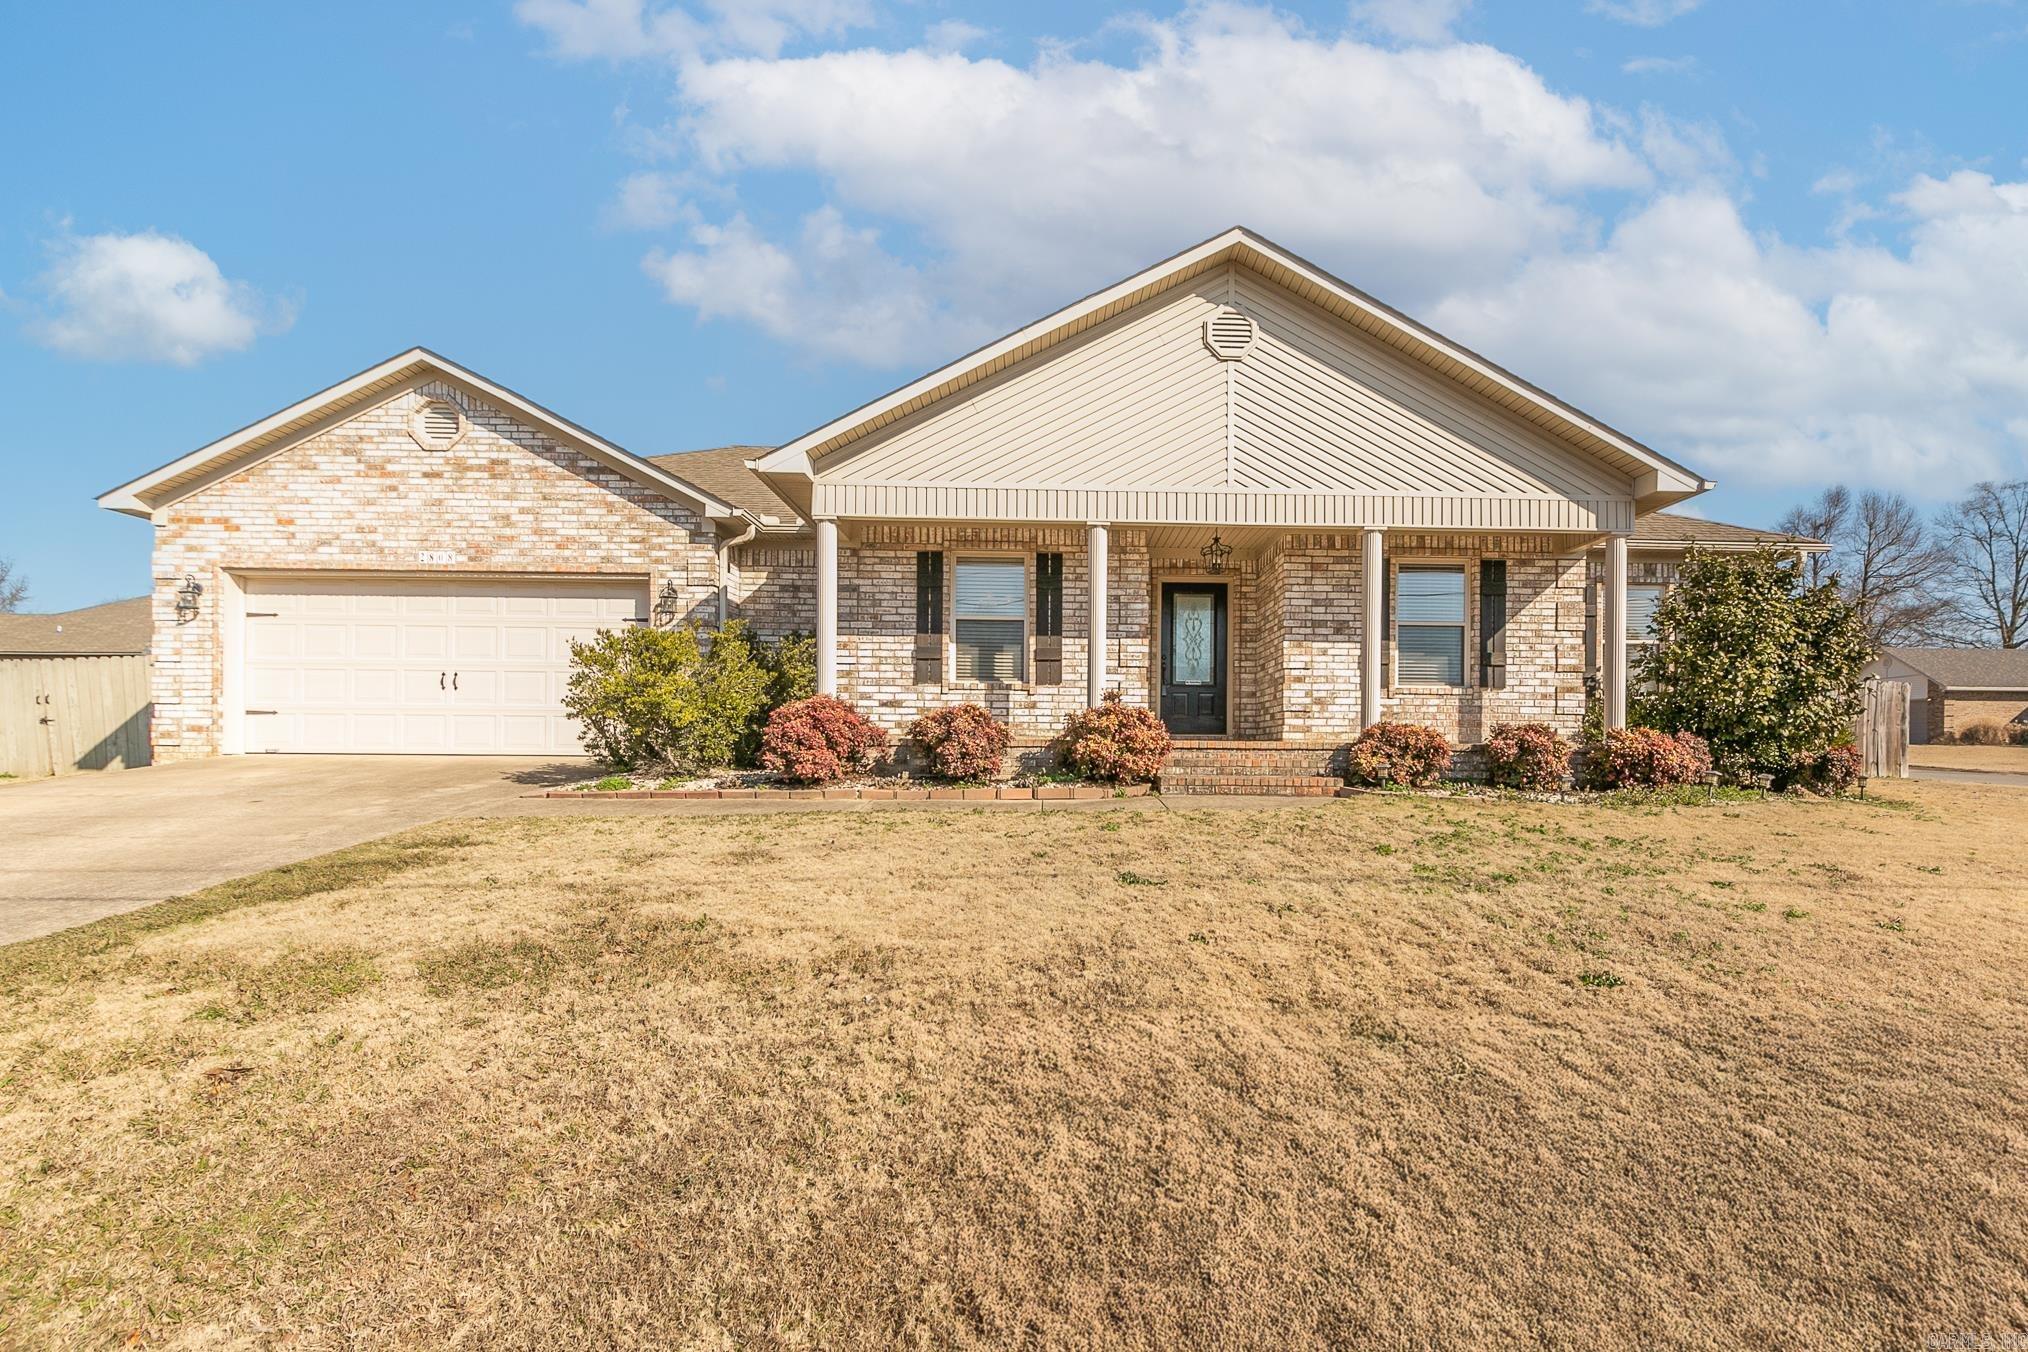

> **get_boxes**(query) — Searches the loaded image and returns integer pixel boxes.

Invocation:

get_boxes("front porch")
[795,519,1639,746]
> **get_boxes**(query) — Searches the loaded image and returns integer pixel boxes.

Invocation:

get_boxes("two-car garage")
[237,576,646,755]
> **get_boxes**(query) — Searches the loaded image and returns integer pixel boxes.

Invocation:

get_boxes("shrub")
[1484,722,1572,792]
[759,696,888,783]
[563,620,773,771]
[1957,719,2012,747]
[1797,743,1864,795]
[1346,722,1452,788]
[2013,724,2028,747]
[909,704,1011,781]
[1580,726,1713,791]
[1061,694,1171,784]
[1633,546,1870,780]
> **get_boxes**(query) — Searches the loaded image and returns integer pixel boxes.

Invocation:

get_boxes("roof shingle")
[0,597,153,656]
[647,446,795,524]
[1882,647,2028,691]
[1631,512,1825,551]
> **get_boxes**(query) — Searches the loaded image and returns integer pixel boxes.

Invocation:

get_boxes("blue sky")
[3,0,2025,610]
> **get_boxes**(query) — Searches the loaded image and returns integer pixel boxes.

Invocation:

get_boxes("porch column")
[1604,533,1629,730]
[1087,522,1109,706]
[1361,527,1384,730]
[815,517,839,697]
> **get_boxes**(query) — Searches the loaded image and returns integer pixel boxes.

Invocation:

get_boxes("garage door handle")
[451,672,458,691]
[439,671,446,690]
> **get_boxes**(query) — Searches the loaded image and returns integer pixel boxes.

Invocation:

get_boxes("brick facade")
[1937,691,2028,740]
[148,379,720,760]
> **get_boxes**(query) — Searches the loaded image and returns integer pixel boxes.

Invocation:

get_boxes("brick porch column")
[816,517,838,697]
[1361,527,1384,730]
[1087,522,1109,706]
[1604,532,1629,729]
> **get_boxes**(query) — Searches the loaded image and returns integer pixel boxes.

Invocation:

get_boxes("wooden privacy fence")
[1858,677,1909,780]
[0,655,152,777]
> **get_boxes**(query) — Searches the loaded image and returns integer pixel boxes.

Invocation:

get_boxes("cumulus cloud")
[1622,54,1697,75]
[1587,0,1703,25]
[1348,0,1472,44]
[25,228,291,365]
[604,170,695,230]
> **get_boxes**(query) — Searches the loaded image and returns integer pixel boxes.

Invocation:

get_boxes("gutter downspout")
[717,520,759,626]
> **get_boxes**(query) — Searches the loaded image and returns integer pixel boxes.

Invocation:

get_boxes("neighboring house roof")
[647,446,798,528]
[1631,512,1829,553]
[0,597,152,656]
[754,225,1710,516]
[1879,646,2028,692]
[97,348,748,527]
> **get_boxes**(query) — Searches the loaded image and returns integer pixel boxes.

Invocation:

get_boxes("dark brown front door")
[1161,582,1227,734]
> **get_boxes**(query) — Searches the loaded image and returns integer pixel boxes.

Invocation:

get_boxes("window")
[954,557,1025,682]
[1627,584,1665,642]
[1396,566,1466,686]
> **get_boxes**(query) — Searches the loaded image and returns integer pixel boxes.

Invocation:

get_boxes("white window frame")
[951,553,1028,686]
[1392,562,1470,690]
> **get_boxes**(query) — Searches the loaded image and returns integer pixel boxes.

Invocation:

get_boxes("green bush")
[1633,546,1870,783]
[563,620,777,771]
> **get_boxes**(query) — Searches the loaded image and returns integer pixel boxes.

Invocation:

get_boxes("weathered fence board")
[1858,677,1909,780]
[0,655,152,777]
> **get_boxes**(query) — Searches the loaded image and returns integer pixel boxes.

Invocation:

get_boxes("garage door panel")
[243,576,644,755]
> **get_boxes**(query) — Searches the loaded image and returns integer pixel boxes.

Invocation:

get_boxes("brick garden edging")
[537,784,1153,802]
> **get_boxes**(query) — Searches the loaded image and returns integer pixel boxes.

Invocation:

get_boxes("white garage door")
[242,576,647,755]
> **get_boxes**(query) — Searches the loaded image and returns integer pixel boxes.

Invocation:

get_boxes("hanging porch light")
[1199,533,1232,576]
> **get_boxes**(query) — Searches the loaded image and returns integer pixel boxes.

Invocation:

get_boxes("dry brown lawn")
[3,783,2026,1349]
[1911,743,2028,773]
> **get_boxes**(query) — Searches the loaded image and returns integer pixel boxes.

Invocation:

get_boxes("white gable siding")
[827,280,1229,489]
[809,265,1636,533]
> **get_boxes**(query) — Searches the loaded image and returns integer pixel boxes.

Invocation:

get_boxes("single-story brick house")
[99,227,1815,776]
[1866,647,2028,743]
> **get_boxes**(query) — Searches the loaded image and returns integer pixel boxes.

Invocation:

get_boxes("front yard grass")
[2,783,2025,1347]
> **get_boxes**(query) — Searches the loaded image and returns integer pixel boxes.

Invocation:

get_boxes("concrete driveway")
[0,755,585,945]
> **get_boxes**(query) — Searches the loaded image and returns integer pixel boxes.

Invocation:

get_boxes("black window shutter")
[1480,559,1507,689]
[1034,552,1064,684]
[914,551,944,684]
[1379,559,1390,689]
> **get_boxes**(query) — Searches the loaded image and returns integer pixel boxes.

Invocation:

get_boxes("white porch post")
[815,517,839,697]
[1361,527,1385,730]
[1604,533,1629,730]
[1087,522,1109,706]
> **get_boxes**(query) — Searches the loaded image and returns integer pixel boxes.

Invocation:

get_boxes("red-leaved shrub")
[909,703,1011,781]
[1346,722,1452,788]
[1061,693,1171,783]
[1798,742,1864,795]
[759,696,887,783]
[1580,726,1713,791]
[1484,722,1572,792]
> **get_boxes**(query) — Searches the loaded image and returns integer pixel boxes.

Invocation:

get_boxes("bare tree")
[1937,480,2028,648]
[1778,486,1850,589]
[0,558,25,613]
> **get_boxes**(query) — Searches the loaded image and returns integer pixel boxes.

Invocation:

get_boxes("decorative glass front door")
[1160,582,1227,734]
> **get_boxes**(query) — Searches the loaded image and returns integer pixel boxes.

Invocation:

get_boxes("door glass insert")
[1172,592,1215,685]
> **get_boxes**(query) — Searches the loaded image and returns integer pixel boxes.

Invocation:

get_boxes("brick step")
[1159,771,1346,796]
[1166,750,1343,769]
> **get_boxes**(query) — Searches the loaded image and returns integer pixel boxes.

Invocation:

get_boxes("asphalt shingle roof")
[1883,646,2028,691]
[1631,512,1824,550]
[0,597,152,656]
[647,446,796,524]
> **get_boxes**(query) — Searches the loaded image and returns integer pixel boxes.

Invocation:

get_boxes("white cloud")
[516,0,873,61]
[604,170,695,230]
[1348,0,1472,44]
[1587,0,1703,26]
[923,19,990,54]
[26,228,291,366]
[1622,54,1697,75]
[1428,175,2028,494]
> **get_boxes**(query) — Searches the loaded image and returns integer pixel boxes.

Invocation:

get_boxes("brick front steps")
[1159,738,1351,797]
[541,784,1151,802]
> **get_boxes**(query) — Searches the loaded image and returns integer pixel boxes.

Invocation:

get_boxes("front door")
[1161,582,1227,734]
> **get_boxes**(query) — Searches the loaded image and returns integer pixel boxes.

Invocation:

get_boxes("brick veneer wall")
[1940,692,2028,738]
[149,379,720,760]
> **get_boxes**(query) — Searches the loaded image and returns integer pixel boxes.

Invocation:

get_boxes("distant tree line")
[1778,480,2028,649]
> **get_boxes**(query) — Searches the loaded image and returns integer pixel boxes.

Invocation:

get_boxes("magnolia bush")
[564,620,773,771]
[758,696,888,784]
[1633,547,1869,783]
[909,704,1011,781]
[1484,722,1571,792]
[1060,694,1171,783]
[1346,722,1452,788]
[1580,727,1713,791]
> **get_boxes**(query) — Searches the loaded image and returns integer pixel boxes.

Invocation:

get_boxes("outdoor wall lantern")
[174,574,203,622]
[653,579,684,625]
[1200,534,1232,575]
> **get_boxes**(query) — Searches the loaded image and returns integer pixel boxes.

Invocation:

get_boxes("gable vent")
[1203,307,1259,361]
[410,398,466,450]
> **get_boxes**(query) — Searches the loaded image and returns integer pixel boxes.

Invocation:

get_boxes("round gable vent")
[409,397,467,450]
[1202,307,1259,361]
